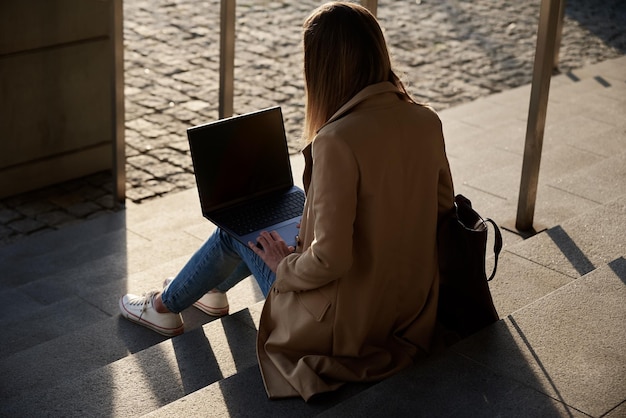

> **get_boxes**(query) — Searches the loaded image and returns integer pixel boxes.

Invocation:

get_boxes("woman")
[120,1,454,401]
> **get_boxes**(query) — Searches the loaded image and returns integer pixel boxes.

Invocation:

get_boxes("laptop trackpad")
[272,222,299,248]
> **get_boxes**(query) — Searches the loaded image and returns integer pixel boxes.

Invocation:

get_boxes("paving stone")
[35,210,76,227]
[0,208,21,224]
[66,201,103,218]
[7,218,46,234]
[0,224,15,243]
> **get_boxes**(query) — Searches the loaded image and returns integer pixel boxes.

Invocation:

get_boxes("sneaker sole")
[163,278,228,317]
[119,298,184,337]
[193,300,229,317]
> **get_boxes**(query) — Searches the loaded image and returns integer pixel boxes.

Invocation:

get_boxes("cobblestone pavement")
[1,0,624,246]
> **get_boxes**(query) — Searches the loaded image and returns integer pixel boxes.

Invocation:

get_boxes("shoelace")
[129,291,159,321]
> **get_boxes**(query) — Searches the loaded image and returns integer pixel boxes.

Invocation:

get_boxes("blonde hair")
[302,1,413,143]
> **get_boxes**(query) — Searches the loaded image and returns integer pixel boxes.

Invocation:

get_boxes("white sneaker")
[119,291,184,337]
[163,278,229,317]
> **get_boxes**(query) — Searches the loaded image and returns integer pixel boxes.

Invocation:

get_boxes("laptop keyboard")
[214,190,305,235]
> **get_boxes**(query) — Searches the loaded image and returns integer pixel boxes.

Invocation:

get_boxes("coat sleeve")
[274,133,358,292]
[437,143,455,217]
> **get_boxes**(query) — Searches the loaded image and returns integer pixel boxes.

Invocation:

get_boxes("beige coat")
[256,82,455,401]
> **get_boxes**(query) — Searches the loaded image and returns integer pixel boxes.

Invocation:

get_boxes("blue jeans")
[161,228,276,313]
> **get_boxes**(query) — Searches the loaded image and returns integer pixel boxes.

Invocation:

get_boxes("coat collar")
[300,82,406,193]
[319,81,405,131]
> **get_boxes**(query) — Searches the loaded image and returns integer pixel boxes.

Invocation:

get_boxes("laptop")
[187,106,305,249]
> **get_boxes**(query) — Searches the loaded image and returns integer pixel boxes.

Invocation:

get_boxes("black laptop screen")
[187,107,294,213]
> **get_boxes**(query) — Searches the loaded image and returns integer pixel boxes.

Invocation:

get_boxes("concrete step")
[142,362,374,418]
[0,213,575,415]
[440,55,626,250]
[141,248,626,417]
[0,241,264,361]
[488,192,626,319]
[0,134,299,360]
[1,212,129,287]
[0,218,205,357]
[134,194,624,416]
[318,257,626,418]
[0,191,626,416]
[0,185,262,351]
[0,303,262,417]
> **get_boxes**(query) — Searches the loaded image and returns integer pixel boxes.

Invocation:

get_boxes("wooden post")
[515,0,561,232]
[219,0,236,119]
[111,0,126,206]
[361,0,378,17]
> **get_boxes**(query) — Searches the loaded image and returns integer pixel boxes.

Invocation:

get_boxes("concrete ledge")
[318,258,626,418]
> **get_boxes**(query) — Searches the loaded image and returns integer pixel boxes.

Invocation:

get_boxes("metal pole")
[361,0,378,17]
[219,0,236,119]
[111,0,125,207]
[553,0,566,71]
[515,0,561,231]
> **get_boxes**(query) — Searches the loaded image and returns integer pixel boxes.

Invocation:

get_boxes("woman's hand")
[248,230,295,273]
